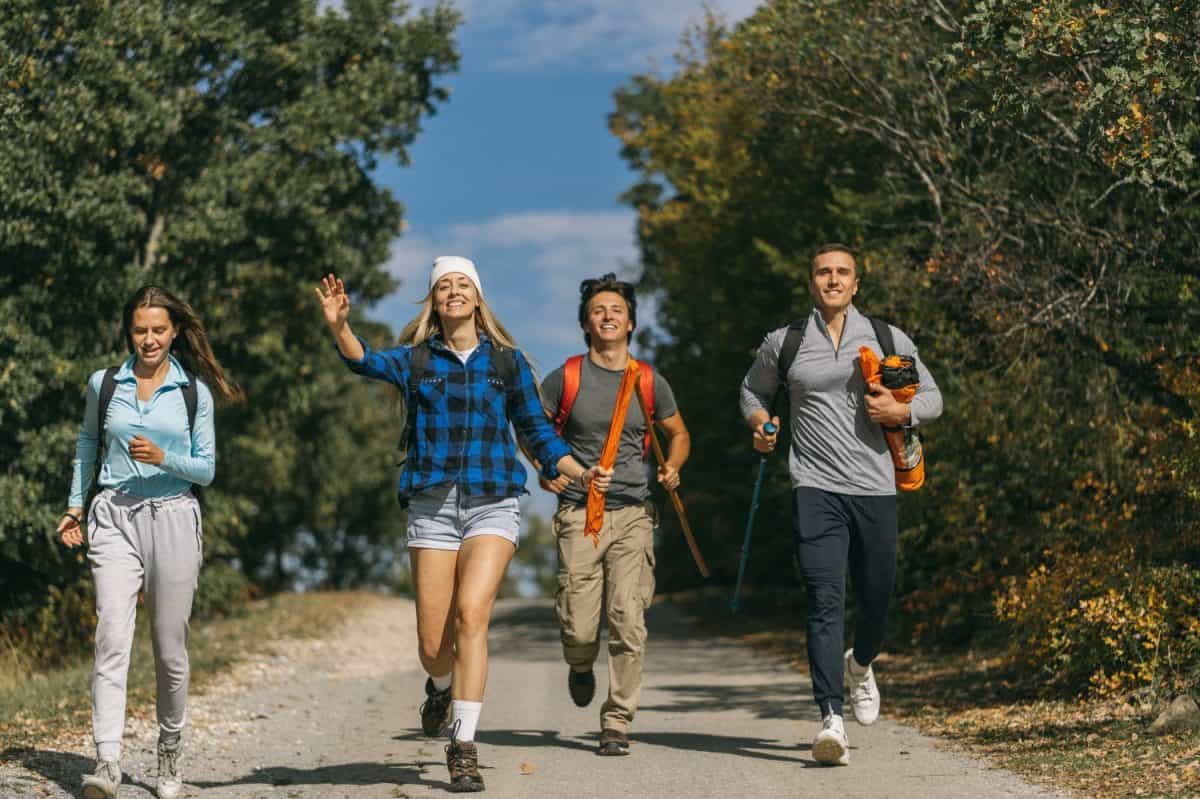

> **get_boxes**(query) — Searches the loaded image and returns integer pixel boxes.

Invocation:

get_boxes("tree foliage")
[613,0,1200,695]
[0,0,460,655]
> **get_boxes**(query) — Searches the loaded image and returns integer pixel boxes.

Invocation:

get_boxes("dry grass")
[0,591,362,753]
[666,587,1200,799]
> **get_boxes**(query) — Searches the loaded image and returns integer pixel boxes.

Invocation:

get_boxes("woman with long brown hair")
[317,256,610,793]
[58,285,242,799]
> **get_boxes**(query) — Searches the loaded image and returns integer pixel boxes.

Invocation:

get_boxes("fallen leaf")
[519,762,536,775]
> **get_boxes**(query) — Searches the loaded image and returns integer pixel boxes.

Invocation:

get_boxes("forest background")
[2,0,1199,709]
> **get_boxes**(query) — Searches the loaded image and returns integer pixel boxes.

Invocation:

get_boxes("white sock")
[97,742,121,762]
[450,700,482,742]
[430,672,451,692]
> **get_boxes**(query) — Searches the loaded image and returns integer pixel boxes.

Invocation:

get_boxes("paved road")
[1,596,1063,798]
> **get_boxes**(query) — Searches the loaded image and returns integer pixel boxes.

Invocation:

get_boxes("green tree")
[613,0,1200,694]
[0,0,460,654]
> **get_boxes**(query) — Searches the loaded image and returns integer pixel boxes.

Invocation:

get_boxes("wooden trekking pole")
[633,371,710,578]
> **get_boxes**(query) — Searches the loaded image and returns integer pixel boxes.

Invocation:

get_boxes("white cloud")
[376,209,641,344]
[441,0,761,70]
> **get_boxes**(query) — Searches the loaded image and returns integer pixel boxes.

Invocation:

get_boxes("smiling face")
[432,272,479,323]
[583,290,634,348]
[130,307,177,369]
[809,249,859,315]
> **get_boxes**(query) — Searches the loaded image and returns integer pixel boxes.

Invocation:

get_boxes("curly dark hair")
[577,273,637,346]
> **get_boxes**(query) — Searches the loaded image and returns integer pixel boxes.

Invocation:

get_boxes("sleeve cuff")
[539,441,572,479]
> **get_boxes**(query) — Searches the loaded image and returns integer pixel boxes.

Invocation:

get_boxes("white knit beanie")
[429,256,483,298]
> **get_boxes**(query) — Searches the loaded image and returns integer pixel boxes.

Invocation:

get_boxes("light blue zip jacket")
[69,355,215,507]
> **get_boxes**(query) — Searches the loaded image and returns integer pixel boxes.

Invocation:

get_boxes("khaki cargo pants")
[554,500,656,733]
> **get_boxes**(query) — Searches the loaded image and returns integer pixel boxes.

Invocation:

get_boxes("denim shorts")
[406,483,521,551]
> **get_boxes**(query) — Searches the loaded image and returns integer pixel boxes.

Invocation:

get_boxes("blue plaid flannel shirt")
[340,333,571,505]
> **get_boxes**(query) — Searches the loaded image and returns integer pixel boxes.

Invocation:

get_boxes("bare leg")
[410,548,459,677]
[451,536,515,701]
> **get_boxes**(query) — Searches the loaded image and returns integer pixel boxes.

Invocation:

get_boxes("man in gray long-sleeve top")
[739,243,942,767]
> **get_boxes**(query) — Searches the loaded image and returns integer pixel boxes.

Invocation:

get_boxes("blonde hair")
[397,287,547,412]
[398,290,519,350]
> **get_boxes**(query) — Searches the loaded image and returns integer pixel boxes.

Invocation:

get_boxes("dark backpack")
[398,341,519,465]
[770,315,896,415]
[90,366,201,507]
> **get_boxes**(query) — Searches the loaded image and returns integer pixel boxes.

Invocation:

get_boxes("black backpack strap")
[776,320,808,387]
[491,345,519,400]
[399,342,432,460]
[770,320,808,419]
[868,316,896,357]
[87,366,121,507]
[181,370,199,433]
[96,366,120,437]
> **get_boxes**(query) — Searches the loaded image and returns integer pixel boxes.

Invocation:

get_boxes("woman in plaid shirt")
[317,257,609,793]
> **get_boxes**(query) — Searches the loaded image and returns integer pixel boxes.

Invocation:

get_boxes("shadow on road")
[1,748,155,797]
[640,682,811,722]
[190,760,447,792]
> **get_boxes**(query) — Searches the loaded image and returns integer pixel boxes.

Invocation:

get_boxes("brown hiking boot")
[445,734,485,793]
[597,728,630,756]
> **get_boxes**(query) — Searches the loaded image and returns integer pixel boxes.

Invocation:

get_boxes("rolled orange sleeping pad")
[859,346,924,492]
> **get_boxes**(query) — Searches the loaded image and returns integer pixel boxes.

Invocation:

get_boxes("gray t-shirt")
[739,305,943,496]
[542,357,679,508]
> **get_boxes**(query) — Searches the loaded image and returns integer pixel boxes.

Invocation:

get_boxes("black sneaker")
[445,732,485,793]
[597,728,630,756]
[420,677,452,737]
[567,668,596,707]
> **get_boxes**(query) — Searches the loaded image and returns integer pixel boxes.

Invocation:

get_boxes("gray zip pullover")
[739,306,943,496]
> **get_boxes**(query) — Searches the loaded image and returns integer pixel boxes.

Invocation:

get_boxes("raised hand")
[315,274,351,329]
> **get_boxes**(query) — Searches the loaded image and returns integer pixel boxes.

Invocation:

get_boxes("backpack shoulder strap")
[868,316,896,357]
[636,360,655,458]
[776,319,808,387]
[96,366,120,441]
[400,342,432,455]
[181,370,199,433]
[552,355,585,434]
[492,344,519,390]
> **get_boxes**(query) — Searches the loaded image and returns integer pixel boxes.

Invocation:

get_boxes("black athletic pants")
[792,487,898,717]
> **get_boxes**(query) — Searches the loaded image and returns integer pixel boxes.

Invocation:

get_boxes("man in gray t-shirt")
[540,273,690,756]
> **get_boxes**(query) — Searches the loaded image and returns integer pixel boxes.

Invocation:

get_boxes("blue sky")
[355,0,760,520]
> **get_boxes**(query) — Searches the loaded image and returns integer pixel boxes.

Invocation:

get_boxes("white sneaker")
[811,711,850,766]
[81,759,122,799]
[156,741,182,799]
[845,648,880,725]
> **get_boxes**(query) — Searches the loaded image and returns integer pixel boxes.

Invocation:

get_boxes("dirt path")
[1,595,1065,798]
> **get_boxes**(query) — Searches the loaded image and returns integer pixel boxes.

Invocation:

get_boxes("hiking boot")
[420,676,453,736]
[844,649,880,726]
[597,728,630,756]
[156,740,182,799]
[812,711,850,766]
[567,667,596,707]
[445,731,485,793]
[81,759,122,799]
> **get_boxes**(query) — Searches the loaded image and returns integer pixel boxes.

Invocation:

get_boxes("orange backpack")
[551,355,656,458]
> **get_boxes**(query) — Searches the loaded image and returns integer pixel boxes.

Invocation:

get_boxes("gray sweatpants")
[88,489,202,761]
